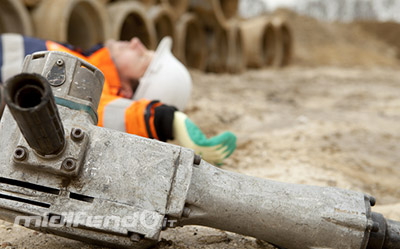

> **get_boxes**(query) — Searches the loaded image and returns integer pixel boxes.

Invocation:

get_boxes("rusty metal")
[62,158,77,172]
[13,147,27,161]
[71,128,85,142]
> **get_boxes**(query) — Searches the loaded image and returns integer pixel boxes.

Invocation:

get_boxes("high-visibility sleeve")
[98,95,175,142]
[0,34,24,83]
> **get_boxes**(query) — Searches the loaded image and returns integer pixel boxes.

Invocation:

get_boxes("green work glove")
[173,111,236,165]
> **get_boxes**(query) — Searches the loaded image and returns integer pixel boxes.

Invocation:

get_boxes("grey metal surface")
[22,51,104,124]
[179,160,372,249]
[0,105,195,248]
[384,219,400,249]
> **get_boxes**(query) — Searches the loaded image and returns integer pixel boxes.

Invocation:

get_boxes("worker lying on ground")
[0,34,236,165]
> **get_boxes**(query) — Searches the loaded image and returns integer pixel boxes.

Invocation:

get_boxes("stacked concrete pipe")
[226,22,246,74]
[3,0,293,73]
[148,5,175,46]
[189,0,239,29]
[22,0,41,8]
[174,13,207,71]
[134,0,156,8]
[0,0,33,35]
[107,1,157,49]
[158,0,189,21]
[189,0,240,73]
[272,17,293,67]
[240,16,277,69]
[205,26,229,73]
[100,0,156,7]
[32,0,109,50]
[110,0,156,8]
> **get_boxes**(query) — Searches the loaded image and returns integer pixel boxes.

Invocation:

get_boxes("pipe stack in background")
[32,0,109,51]
[107,1,157,49]
[0,0,294,73]
[0,0,32,36]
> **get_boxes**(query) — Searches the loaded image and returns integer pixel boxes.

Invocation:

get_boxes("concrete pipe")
[226,22,246,74]
[272,17,293,67]
[113,0,155,8]
[99,0,110,5]
[23,0,41,8]
[157,0,189,20]
[205,26,228,73]
[148,5,175,46]
[134,0,156,8]
[32,0,109,50]
[190,0,239,29]
[107,1,157,50]
[174,13,207,71]
[0,0,33,35]
[240,17,277,68]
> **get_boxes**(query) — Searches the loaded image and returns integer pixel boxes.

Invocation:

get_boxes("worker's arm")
[98,94,236,165]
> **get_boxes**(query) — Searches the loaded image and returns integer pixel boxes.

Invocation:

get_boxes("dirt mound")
[273,9,400,67]
[355,21,400,59]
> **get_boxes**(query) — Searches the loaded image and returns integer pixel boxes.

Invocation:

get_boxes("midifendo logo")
[14,211,177,230]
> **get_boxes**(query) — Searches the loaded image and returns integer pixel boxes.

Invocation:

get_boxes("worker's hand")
[173,112,236,165]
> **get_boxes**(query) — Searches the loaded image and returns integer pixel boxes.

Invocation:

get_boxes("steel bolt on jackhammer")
[0,51,399,249]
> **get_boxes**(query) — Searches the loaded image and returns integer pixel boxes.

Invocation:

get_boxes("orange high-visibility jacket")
[0,34,175,141]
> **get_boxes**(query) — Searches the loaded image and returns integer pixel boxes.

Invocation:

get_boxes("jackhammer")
[0,51,399,249]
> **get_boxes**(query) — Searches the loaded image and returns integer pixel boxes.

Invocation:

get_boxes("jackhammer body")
[0,51,399,249]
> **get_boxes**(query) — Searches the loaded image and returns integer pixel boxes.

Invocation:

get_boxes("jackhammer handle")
[383,219,400,249]
[4,73,65,156]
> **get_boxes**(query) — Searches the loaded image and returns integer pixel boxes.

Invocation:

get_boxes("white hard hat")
[133,37,192,111]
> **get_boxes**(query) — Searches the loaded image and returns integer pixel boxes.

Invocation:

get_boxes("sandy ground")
[1,65,400,248]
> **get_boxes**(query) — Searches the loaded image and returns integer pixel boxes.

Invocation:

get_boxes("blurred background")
[1,0,400,70]
[241,0,400,21]
[240,0,400,68]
